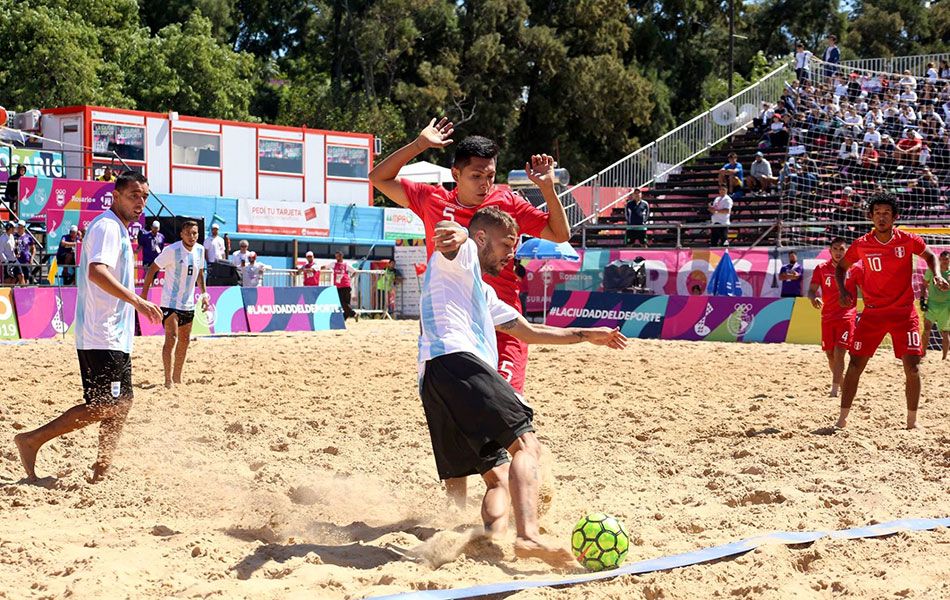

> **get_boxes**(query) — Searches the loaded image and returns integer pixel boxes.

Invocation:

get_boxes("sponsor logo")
[102,192,113,209]
[111,381,121,398]
[726,303,755,336]
[55,188,67,207]
[854,341,863,351]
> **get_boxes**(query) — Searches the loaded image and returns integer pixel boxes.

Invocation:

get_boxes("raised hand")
[525,154,557,189]
[586,327,628,349]
[417,117,455,150]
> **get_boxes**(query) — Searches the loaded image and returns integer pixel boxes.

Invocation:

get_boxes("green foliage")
[0,0,947,182]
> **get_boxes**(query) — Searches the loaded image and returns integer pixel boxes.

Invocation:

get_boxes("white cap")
[305,251,314,257]
[211,223,219,229]
[151,220,160,228]
[17,220,25,226]
[843,186,854,194]
[69,224,78,232]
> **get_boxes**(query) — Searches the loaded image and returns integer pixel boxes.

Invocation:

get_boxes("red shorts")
[850,306,922,358]
[496,331,528,395]
[821,317,855,352]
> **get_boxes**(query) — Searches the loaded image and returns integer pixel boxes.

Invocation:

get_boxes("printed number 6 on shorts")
[499,360,514,382]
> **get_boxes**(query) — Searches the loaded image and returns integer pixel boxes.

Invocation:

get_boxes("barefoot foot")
[14,433,38,481]
[514,536,576,569]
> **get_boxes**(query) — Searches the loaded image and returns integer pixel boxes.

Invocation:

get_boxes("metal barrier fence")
[548,62,792,230]
[260,268,303,288]
[351,269,392,319]
[839,53,950,78]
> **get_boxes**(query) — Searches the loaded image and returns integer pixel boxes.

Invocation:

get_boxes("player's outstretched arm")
[496,315,627,349]
[526,154,570,243]
[368,117,455,208]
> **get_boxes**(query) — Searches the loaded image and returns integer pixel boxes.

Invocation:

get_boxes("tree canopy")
[0,0,946,181]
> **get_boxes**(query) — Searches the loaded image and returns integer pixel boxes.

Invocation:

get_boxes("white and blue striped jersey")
[75,210,135,353]
[153,241,205,311]
[418,239,519,379]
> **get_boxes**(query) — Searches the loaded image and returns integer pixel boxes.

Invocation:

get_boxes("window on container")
[327,145,369,179]
[172,131,221,168]
[92,123,146,162]
[259,139,303,174]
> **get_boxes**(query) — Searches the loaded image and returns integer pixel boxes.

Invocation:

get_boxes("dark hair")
[469,206,518,236]
[940,250,950,259]
[114,170,148,192]
[828,34,837,43]
[829,236,847,247]
[180,220,198,233]
[453,136,499,169]
[15,164,26,173]
[866,191,899,217]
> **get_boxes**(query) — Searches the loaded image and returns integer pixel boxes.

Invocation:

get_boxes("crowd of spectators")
[775,43,950,229]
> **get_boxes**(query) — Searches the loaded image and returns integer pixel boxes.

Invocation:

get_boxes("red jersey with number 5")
[843,228,926,309]
[812,260,862,321]
[401,179,550,307]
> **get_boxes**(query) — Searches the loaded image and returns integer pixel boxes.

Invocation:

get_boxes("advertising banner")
[661,295,795,343]
[13,287,71,339]
[237,200,330,237]
[12,149,65,178]
[241,286,344,333]
[0,288,19,339]
[383,207,425,240]
[394,242,427,318]
[546,291,668,339]
[17,177,116,219]
[0,147,8,183]
[138,286,248,336]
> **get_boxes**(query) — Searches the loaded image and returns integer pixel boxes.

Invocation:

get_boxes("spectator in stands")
[0,222,16,284]
[718,152,744,194]
[765,115,790,150]
[203,223,226,264]
[748,152,777,194]
[779,251,804,298]
[297,250,320,286]
[925,63,938,85]
[899,70,917,90]
[822,35,840,78]
[230,239,251,268]
[324,251,357,319]
[847,72,862,102]
[756,102,775,134]
[781,88,797,114]
[895,128,923,166]
[138,220,165,269]
[863,123,881,148]
[240,251,269,287]
[912,168,941,213]
[97,166,115,182]
[14,220,34,284]
[56,225,81,286]
[794,42,812,82]
[708,185,732,247]
[3,164,26,217]
[624,188,650,247]
[838,135,860,173]
[859,142,880,178]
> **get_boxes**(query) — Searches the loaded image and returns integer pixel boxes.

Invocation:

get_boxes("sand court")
[1,321,948,599]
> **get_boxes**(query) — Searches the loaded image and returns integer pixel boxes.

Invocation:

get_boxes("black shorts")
[162,307,195,327]
[420,352,534,480]
[77,350,133,405]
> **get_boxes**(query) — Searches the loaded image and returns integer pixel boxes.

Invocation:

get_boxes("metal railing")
[579,218,950,249]
[548,61,792,231]
[260,268,302,288]
[839,53,950,77]
[351,269,392,319]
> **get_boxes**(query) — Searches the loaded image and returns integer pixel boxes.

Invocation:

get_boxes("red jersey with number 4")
[812,260,862,321]
[843,228,926,309]
[401,180,550,307]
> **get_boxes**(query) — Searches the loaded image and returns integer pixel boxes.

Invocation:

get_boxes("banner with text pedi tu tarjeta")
[546,291,668,339]
[241,286,345,333]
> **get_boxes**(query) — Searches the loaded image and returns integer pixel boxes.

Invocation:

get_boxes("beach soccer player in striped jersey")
[420,208,626,567]
[15,171,163,483]
[369,117,571,508]
[141,221,210,389]
[808,237,864,398]
[834,192,949,430]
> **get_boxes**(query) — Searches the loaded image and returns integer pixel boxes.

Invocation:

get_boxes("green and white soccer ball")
[571,513,629,571]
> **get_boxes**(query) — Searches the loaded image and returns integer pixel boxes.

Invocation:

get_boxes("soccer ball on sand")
[571,513,630,571]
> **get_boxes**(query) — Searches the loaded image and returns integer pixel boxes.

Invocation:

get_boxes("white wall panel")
[304,133,325,203]
[146,117,170,193]
[222,125,256,198]
[172,168,219,196]
[259,175,303,202]
[326,180,369,205]
[91,111,144,125]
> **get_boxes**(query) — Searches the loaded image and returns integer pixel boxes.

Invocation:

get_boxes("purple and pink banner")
[17,177,116,219]
[137,286,249,336]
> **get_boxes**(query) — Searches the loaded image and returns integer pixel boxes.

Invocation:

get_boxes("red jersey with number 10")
[843,228,926,309]
[401,179,550,307]
[811,260,862,321]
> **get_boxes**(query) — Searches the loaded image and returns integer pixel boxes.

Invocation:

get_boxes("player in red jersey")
[369,118,570,508]
[808,237,863,398]
[834,192,949,429]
